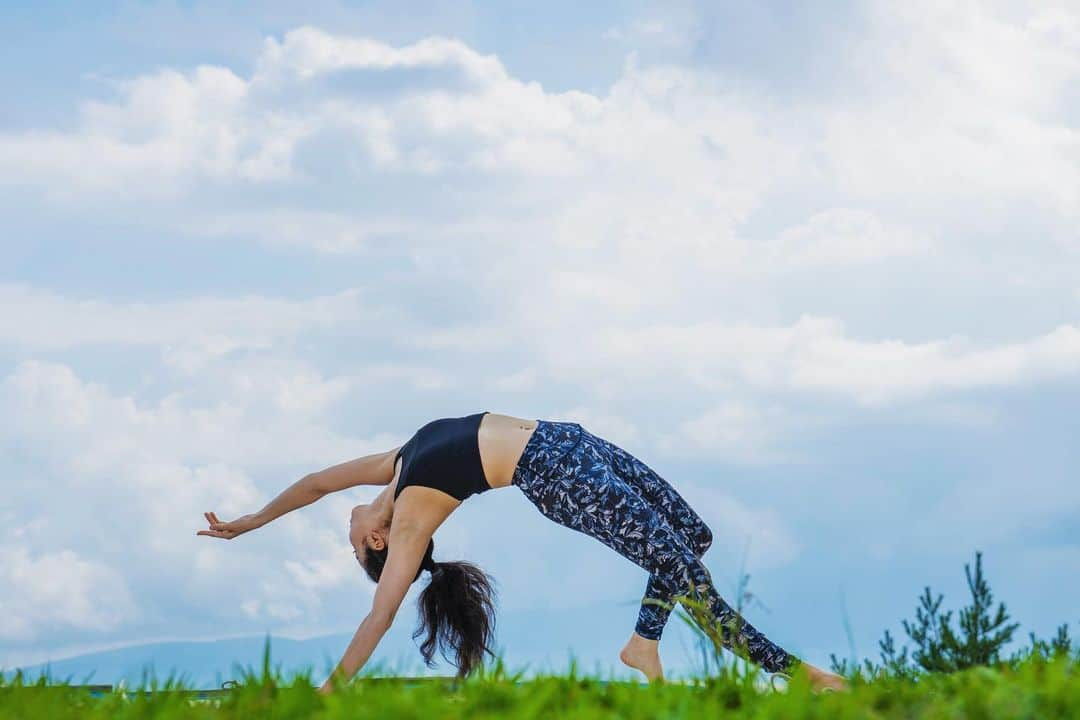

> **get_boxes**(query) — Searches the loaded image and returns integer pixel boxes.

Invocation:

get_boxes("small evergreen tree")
[903,585,958,672]
[951,551,1020,667]
[876,628,914,678]
[903,551,1019,672]
[834,550,1022,677]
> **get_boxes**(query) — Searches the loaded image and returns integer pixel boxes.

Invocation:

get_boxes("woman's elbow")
[367,609,395,632]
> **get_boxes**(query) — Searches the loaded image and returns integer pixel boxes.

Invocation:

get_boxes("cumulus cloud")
[0,358,393,646]
[0,283,379,353]
[0,357,397,477]
[655,401,800,465]
[0,545,137,642]
[539,318,1080,406]
[194,210,421,254]
[764,209,933,270]
[11,283,1076,410]
[827,1,1080,220]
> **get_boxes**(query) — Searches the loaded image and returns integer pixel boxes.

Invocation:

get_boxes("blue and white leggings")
[511,419,801,675]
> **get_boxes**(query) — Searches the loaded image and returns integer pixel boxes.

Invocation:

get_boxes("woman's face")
[349,504,386,565]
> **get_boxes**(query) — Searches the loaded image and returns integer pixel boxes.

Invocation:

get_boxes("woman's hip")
[512,420,581,482]
[511,420,623,509]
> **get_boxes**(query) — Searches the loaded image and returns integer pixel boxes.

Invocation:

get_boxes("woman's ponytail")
[415,553,497,677]
[361,538,497,678]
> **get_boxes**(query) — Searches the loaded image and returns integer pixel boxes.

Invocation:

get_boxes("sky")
[1,0,1079,676]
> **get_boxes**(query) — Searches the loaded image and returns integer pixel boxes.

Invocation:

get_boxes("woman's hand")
[196,511,263,540]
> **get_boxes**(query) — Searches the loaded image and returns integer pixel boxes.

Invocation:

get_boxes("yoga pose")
[198,411,847,693]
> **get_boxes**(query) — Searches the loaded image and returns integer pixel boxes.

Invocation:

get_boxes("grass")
[6,551,1075,718]
[3,652,1078,719]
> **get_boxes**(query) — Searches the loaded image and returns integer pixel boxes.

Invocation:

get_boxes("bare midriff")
[476,412,539,489]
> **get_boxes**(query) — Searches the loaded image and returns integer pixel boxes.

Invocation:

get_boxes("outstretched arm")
[319,523,429,693]
[198,448,401,540]
[307,448,401,494]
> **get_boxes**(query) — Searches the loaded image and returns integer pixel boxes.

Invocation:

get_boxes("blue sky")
[2,0,1079,676]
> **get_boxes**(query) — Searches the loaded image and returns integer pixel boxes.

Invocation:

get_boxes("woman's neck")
[370,484,395,525]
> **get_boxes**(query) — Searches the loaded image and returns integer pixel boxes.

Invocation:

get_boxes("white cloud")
[554,319,1080,406]
[254,28,508,86]
[0,545,137,641]
[0,358,395,473]
[490,366,538,392]
[764,209,933,269]
[0,284,378,353]
[194,210,421,254]
[0,27,603,199]
[603,6,701,50]
[655,401,797,464]
[826,1,1080,219]
[0,358,394,643]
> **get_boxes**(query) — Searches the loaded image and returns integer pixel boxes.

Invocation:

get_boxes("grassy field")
[3,654,1077,719]
[5,554,1075,718]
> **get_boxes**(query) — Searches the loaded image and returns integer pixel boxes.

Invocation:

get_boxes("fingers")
[196,529,237,540]
[203,511,234,531]
[199,511,238,539]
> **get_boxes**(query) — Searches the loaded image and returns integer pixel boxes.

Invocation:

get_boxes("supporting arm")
[319,523,428,692]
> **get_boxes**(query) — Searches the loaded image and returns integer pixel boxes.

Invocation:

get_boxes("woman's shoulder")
[392,484,462,534]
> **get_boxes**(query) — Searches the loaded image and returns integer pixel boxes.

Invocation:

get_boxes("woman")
[198,410,847,693]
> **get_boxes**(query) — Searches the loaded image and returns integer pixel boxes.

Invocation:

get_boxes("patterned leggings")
[511,419,801,675]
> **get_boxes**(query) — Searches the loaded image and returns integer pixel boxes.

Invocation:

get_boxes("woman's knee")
[694,524,713,556]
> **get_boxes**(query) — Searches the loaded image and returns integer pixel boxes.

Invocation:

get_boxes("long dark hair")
[361,537,497,677]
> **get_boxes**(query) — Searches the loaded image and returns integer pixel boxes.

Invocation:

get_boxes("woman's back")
[393,412,541,496]
[394,411,491,501]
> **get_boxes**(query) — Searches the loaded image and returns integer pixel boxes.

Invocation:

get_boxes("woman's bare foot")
[619,633,664,681]
[802,663,849,693]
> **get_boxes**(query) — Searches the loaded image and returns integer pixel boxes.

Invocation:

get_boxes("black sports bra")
[393,411,492,502]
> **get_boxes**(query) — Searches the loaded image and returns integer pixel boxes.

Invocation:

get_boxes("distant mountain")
[6,605,709,688]
[7,634,354,689]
